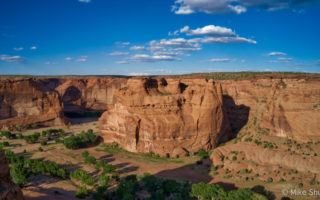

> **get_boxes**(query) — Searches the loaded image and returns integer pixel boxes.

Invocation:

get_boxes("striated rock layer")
[0,151,24,200]
[99,78,230,157]
[217,77,320,142]
[54,77,127,112]
[0,78,64,129]
[0,77,127,129]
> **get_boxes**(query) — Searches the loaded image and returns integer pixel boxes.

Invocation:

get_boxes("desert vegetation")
[63,129,99,149]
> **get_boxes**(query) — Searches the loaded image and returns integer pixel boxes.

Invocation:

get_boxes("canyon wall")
[0,77,127,129]
[217,77,320,141]
[99,78,230,157]
[0,75,319,152]
[0,151,24,200]
[0,78,64,129]
[54,77,127,112]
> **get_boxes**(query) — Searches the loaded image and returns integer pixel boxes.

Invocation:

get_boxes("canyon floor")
[2,117,319,200]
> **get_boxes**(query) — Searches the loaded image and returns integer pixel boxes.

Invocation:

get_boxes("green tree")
[191,182,227,200]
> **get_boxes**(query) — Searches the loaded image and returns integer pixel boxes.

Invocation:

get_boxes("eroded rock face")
[99,78,230,157]
[55,78,127,112]
[217,77,320,142]
[211,142,320,174]
[0,77,127,129]
[0,151,24,200]
[0,78,64,129]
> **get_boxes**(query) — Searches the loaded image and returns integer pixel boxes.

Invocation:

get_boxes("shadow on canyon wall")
[223,95,250,139]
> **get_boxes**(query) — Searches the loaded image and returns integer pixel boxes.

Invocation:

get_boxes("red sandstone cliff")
[0,75,319,149]
[217,77,320,142]
[0,77,127,129]
[99,78,230,157]
[0,78,64,129]
[0,151,24,200]
[55,77,127,112]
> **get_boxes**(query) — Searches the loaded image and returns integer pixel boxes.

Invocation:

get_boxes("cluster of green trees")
[23,132,41,144]
[70,169,95,186]
[111,174,268,200]
[1,129,66,144]
[19,129,66,144]
[0,131,16,139]
[82,151,97,164]
[0,141,10,148]
[41,128,65,139]
[71,151,118,199]
[63,129,98,149]
[4,150,68,187]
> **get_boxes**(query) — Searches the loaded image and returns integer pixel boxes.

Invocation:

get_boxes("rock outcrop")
[211,142,320,174]
[0,77,127,129]
[0,151,24,200]
[55,77,127,113]
[217,76,320,142]
[99,78,230,157]
[0,78,64,129]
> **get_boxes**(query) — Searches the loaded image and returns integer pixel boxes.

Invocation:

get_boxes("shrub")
[75,187,90,199]
[197,149,209,160]
[10,163,28,187]
[0,141,10,147]
[81,151,96,165]
[115,175,138,200]
[41,129,65,139]
[0,131,16,139]
[63,129,98,149]
[71,169,95,186]
[24,132,40,144]
[191,182,227,200]
[266,177,273,183]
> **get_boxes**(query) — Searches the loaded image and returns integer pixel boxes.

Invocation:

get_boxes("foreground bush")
[63,129,98,149]
[111,174,268,200]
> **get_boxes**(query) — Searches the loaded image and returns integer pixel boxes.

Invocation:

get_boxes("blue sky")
[0,0,319,75]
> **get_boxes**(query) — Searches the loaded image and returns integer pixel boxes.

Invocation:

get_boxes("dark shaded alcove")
[223,95,250,139]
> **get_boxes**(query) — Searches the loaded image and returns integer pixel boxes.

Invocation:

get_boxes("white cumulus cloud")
[109,51,129,56]
[0,55,24,63]
[130,46,145,51]
[210,58,232,62]
[130,54,176,62]
[180,25,236,36]
[13,47,24,51]
[79,0,91,3]
[268,52,287,56]
[172,0,314,15]
[76,56,88,62]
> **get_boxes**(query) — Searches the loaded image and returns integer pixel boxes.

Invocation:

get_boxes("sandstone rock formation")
[55,77,127,113]
[0,74,319,152]
[211,142,320,174]
[217,76,320,142]
[0,78,64,129]
[0,77,127,129]
[99,78,230,157]
[0,151,24,200]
